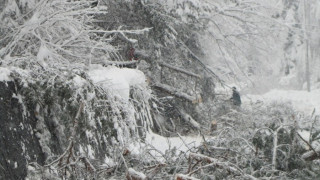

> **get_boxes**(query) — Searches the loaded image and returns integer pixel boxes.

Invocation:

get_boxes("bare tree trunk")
[304,0,311,92]
[272,130,278,170]
[306,40,311,91]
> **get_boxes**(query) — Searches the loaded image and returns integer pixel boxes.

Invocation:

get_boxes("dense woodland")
[1,0,320,179]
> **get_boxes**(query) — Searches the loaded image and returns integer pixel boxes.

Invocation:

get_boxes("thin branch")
[297,132,318,158]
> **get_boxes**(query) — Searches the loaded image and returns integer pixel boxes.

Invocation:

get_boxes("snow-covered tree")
[2,1,320,179]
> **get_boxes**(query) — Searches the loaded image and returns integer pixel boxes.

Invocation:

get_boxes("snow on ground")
[144,132,204,160]
[87,64,147,101]
[244,89,320,116]
[126,132,205,162]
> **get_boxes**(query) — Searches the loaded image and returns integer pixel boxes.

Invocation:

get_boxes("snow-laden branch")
[178,109,200,130]
[88,27,153,35]
[159,62,201,79]
[302,147,320,161]
[0,0,152,67]
[298,132,320,161]
[154,83,199,103]
[126,168,147,180]
[188,153,257,180]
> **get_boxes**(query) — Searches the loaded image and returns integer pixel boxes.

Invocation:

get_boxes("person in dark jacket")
[128,47,139,61]
[230,87,241,106]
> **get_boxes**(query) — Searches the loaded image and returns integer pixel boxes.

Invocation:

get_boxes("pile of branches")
[0,0,151,68]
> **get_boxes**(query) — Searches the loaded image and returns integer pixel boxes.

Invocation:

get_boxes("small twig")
[146,163,166,179]
[0,163,5,170]
[143,163,166,170]
[44,141,73,167]
[188,162,215,176]
[120,153,129,170]
[187,155,192,173]
[309,110,317,143]
[97,166,115,175]
[177,133,193,152]
[81,157,96,172]
[190,159,202,173]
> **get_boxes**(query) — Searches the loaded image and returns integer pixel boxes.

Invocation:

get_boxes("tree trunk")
[304,0,311,92]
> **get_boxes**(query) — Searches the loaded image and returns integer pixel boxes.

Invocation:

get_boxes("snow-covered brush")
[0,0,151,68]
[18,65,157,179]
[1,1,99,65]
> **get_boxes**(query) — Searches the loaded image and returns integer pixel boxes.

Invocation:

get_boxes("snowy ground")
[244,89,320,116]
[127,132,205,162]
[145,132,203,154]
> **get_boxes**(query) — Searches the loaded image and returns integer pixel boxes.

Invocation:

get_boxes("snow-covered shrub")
[5,63,154,179]
[196,101,320,179]
[147,101,318,179]
[0,0,127,68]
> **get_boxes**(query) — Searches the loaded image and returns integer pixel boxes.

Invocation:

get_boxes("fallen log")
[159,62,201,79]
[154,83,201,104]
[178,109,200,130]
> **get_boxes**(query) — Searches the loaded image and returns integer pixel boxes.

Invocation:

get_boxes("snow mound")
[87,64,147,101]
[0,67,12,81]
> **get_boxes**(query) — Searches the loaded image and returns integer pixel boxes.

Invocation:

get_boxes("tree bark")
[304,0,311,92]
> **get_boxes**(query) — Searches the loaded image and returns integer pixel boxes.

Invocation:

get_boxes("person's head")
[232,87,237,91]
